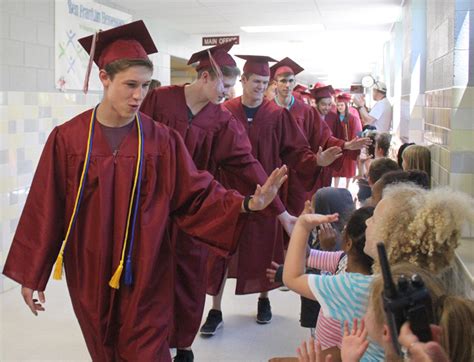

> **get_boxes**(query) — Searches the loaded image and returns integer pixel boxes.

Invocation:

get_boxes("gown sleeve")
[169,129,245,256]
[278,109,321,191]
[3,127,67,291]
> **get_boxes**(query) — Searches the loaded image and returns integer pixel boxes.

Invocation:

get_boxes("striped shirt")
[307,250,346,349]
[307,266,385,361]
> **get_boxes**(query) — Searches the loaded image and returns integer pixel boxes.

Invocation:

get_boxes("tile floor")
[1,278,308,361]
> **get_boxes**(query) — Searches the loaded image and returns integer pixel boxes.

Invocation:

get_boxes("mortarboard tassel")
[207,49,224,81]
[83,31,99,94]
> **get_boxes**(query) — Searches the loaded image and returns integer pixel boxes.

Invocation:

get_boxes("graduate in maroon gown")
[271,58,369,215]
[309,85,346,188]
[2,21,287,362]
[140,42,291,361]
[203,54,329,332]
[332,92,363,188]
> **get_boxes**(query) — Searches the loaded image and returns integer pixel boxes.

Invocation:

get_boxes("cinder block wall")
[425,0,474,297]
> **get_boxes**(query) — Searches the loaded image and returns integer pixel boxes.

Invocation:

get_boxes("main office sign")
[202,36,240,46]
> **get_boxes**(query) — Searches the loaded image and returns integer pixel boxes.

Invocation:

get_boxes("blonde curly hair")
[375,183,474,273]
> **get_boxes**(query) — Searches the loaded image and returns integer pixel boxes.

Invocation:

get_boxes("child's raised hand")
[341,319,369,362]
[299,213,339,232]
[297,338,333,362]
[318,223,337,251]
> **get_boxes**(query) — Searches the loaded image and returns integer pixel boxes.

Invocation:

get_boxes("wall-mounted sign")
[55,0,132,91]
[202,36,240,46]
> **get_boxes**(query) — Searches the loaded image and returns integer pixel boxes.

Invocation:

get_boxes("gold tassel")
[53,254,64,280]
[108,263,123,289]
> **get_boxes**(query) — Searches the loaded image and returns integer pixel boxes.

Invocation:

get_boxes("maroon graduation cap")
[78,20,157,93]
[236,55,277,77]
[270,57,304,79]
[188,41,237,71]
[336,92,352,103]
[310,85,335,100]
[78,20,157,69]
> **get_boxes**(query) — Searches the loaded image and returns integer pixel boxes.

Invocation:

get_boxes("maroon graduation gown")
[332,110,363,178]
[278,99,342,216]
[140,85,285,347]
[316,110,357,189]
[3,109,244,361]
[206,97,320,295]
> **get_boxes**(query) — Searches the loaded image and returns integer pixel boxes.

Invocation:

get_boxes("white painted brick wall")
[24,0,51,22]
[4,39,25,66]
[25,43,50,68]
[36,22,54,47]
[8,66,37,91]
[9,15,37,43]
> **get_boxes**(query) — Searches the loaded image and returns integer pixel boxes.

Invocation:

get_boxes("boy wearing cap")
[2,21,286,361]
[202,55,338,332]
[271,58,369,214]
[140,42,292,361]
[353,81,392,132]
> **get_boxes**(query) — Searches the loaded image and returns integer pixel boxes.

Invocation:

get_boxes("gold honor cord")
[53,107,97,280]
[53,108,143,290]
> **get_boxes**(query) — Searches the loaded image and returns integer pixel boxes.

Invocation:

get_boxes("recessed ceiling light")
[241,24,325,33]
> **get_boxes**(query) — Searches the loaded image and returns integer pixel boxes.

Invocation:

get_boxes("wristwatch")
[243,195,254,213]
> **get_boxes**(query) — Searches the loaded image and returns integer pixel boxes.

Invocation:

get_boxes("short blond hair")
[375,184,474,273]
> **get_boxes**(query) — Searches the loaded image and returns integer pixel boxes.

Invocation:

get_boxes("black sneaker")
[199,309,223,336]
[256,297,272,324]
[173,349,194,362]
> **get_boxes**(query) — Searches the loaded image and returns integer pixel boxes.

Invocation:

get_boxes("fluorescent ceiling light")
[241,24,325,33]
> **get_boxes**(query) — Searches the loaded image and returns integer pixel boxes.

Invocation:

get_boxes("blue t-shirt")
[307,273,385,362]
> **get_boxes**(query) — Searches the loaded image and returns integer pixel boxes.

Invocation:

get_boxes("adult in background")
[353,81,392,132]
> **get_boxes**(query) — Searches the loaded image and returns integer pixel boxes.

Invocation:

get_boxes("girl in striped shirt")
[307,206,375,362]
[283,205,385,361]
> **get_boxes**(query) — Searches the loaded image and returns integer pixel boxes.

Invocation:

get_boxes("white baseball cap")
[374,81,387,93]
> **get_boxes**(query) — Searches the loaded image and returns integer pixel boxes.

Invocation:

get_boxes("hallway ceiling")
[101,0,402,87]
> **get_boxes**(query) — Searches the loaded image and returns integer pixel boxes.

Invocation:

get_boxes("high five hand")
[248,165,288,211]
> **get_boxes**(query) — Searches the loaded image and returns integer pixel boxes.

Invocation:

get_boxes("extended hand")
[341,319,369,362]
[301,200,314,216]
[248,165,288,211]
[398,322,449,362]
[265,261,281,283]
[344,137,372,151]
[297,338,333,362]
[299,213,339,232]
[278,210,297,236]
[318,223,337,251]
[21,286,46,316]
[352,94,365,107]
[316,146,343,167]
